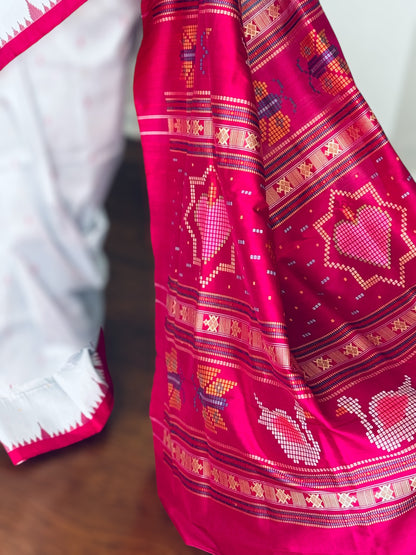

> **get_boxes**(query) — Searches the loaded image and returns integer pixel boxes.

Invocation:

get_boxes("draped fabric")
[2,1,416,552]
[0,0,138,463]
[135,1,416,553]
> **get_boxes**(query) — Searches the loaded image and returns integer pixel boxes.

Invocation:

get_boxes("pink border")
[6,330,114,465]
[0,0,88,70]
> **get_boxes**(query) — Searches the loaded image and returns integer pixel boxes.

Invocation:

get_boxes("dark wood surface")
[0,141,206,555]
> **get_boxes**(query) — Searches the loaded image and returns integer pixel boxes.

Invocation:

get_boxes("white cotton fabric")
[0,0,140,453]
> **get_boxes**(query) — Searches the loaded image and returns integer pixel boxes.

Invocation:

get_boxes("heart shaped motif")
[373,394,409,429]
[195,194,232,262]
[334,206,391,268]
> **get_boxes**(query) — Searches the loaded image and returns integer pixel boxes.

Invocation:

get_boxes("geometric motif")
[333,205,392,268]
[337,376,416,452]
[253,80,295,146]
[166,347,184,410]
[255,395,321,466]
[265,110,378,214]
[314,182,416,289]
[179,25,211,88]
[243,0,281,40]
[195,192,230,263]
[295,293,416,391]
[184,165,236,288]
[167,112,261,155]
[164,291,292,377]
[338,492,357,509]
[0,1,56,46]
[298,29,352,96]
[195,364,237,433]
[179,25,197,87]
[163,427,416,524]
[137,0,416,544]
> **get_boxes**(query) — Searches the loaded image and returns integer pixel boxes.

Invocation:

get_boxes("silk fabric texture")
[135,0,416,553]
[1,1,416,553]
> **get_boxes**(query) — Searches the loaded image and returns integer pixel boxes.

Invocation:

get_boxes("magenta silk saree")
[2,0,416,552]
[135,0,416,553]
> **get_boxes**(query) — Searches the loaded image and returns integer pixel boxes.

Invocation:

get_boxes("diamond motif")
[338,492,357,508]
[307,494,323,508]
[376,485,394,502]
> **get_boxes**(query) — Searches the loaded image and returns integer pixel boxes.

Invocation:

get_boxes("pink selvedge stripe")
[6,330,114,465]
[0,0,88,70]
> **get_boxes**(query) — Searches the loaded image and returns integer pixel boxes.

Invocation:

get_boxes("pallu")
[1,1,416,552]
[135,0,416,553]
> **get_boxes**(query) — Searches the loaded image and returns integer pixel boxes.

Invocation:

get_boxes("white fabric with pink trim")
[0,0,140,463]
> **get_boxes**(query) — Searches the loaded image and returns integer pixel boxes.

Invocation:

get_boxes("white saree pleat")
[0,0,140,463]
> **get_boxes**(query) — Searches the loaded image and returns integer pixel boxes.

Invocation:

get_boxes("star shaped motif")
[314,183,416,289]
[184,165,235,288]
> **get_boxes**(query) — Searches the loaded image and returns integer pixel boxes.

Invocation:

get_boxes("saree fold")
[135,0,416,552]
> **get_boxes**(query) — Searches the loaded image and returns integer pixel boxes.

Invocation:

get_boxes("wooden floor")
[0,141,205,555]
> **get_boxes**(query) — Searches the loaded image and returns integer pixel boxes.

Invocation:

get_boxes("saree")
[0,0,138,464]
[1,1,416,552]
[134,0,416,553]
